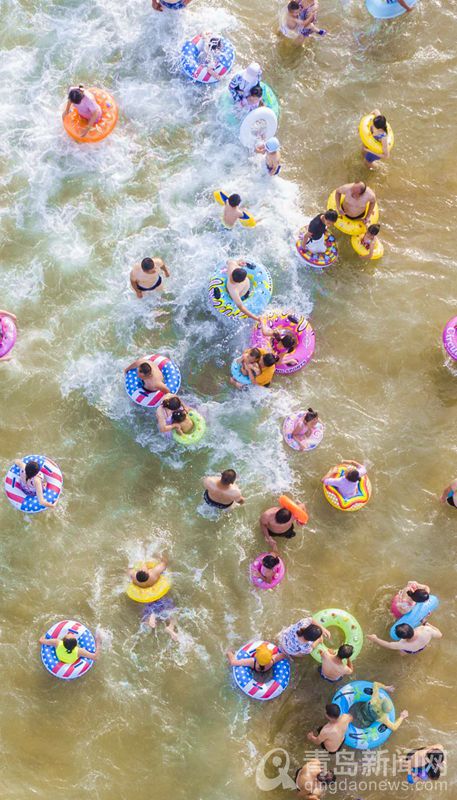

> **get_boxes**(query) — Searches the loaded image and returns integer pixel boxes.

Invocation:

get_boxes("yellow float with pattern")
[323,462,372,512]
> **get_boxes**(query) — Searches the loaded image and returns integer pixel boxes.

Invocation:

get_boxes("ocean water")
[1,0,457,798]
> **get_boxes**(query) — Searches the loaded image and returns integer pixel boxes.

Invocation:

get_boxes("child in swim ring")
[241,85,264,111]
[171,409,195,436]
[256,137,281,176]
[252,553,281,585]
[226,643,287,672]
[391,581,431,619]
[291,409,320,449]
[62,85,102,138]
[358,224,381,259]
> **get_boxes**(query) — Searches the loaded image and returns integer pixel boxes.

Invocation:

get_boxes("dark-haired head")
[141,257,155,272]
[232,268,247,283]
[62,636,78,654]
[263,353,278,367]
[135,570,149,583]
[221,469,236,485]
[275,508,292,524]
[325,703,341,720]
[228,194,241,208]
[395,623,415,640]
[172,409,186,423]
[262,554,280,569]
[346,469,360,483]
[138,362,152,377]
[324,209,338,223]
[163,395,182,411]
[297,623,322,642]
[373,114,388,133]
[426,750,444,780]
[337,644,354,660]
[249,348,261,360]
[288,0,300,9]
[368,224,380,236]
[250,85,263,98]
[25,460,40,480]
[407,588,430,603]
[280,334,296,352]
[304,408,318,423]
[68,87,84,104]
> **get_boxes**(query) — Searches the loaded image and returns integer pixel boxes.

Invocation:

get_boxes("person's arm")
[14,459,26,469]
[80,109,100,137]
[152,0,163,11]
[255,143,266,154]
[406,580,431,594]
[130,273,143,298]
[335,187,344,215]
[34,477,56,509]
[235,491,245,505]
[383,710,409,731]
[39,636,60,646]
[346,657,354,674]
[367,634,403,650]
[397,0,413,10]
[307,729,325,745]
[426,624,443,639]
[260,515,279,552]
[381,136,389,159]
[0,309,16,321]
[364,196,376,224]
[226,650,254,668]
[124,358,142,374]
[272,652,287,664]
[62,100,72,119]
[161,262,170,278]
[79,631,102,661]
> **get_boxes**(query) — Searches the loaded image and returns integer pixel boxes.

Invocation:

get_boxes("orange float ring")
[323,462,372,513]
[63,88,118,144]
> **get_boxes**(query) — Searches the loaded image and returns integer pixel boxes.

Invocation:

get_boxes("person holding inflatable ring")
[62,85,102,138]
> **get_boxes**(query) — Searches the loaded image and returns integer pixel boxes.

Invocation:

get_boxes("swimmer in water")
[401,745,445,784]
[357,224,381,259]
[440,478,457,508]
[290,409,320,450]
[14,459,58,509]
[319,644,354,683]
[362,110,390,165]
[39,628,102,660]
[221,194,250,229]
[241,85,264,111]
[255,137,281,175]
[0,309,17,362]
[229,62,262,103]
[226,259,261,321]
[226,642,287,671]
[124,357,169,394]
[202,469,245,510]
[322,461,367,499]
[259,316,300,367]
[251,553,281,585]
[129,555,178,639]
[259,504,307,550]
[307,704,353,754]
[152,0,192,10]
[368,622,442,655]
[335,181,377,227]
[300,210,338,255]
[130,257,170,297]
[354,682,409,731]
[254,351,280,387]
[295,758,335,799]
[62,85,102,138]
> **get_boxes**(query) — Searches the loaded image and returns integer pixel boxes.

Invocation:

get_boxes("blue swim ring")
[180,34,235,84]
[208,261,273,322]
[230,358,252,385]
[366,0,417,19]
[390,595,439,641]
[332,680,395,750]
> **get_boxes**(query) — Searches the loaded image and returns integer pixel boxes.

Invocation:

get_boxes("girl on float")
[289,409,320,450]
[402,745,445,784]
[391,580,431,619]
[321,461,367,499]
[39,628,102,662]
[361,110,390,164]
[156,395,189,433]
[14,458,58,510]
[62,86,102,138]
[251,553,281,586]
[226,642,287,672]
[0,309,17,362]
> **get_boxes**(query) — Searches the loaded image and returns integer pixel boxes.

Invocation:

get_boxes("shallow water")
[1,0,457,798]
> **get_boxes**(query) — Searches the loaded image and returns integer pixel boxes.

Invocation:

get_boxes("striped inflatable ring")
[180,35,235,84]
[4,455,63,514]
[41,620,96,681]
[125,354,181,409]
[295,230,338,270]
[232,640,290,701]
[323,463,372,512]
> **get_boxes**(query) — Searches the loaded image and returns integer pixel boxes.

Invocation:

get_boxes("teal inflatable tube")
[366,0,417,19]
[218,82,280,127]
[332,681,395,750]
[390,595,439,641]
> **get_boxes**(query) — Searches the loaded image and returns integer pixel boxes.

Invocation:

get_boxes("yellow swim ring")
[359,114,394,156]
[351,234,384,260]
[126,561,171,603]
[327,191,379,236]
[323,462,372,513]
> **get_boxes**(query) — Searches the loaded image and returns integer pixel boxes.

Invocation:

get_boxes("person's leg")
[147,612,157,630]
[165,617,179,641]
[229,377,244,389]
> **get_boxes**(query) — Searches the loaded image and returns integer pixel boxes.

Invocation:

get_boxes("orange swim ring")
[63,88,118,144]
[323,462,372,513]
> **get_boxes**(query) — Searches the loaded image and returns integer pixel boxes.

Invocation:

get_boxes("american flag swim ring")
[4,454,63,514]
[41,619,96,681]
[124,354,181,409]
[232,640,290,701]
[180,35,235,84]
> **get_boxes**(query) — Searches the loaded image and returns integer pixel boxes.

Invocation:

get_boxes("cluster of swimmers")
[0,0,448,795]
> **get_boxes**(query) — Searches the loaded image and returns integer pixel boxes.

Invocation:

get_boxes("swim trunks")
[318,665,343,683]
[267,526,296,539]
[203,490,233,509]
[137,276,162,291]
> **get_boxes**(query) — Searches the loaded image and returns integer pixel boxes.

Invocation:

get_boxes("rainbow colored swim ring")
[0,314,17,358]
[332,681,395,750]
[282,414,324,451]
[323,462,372,512]
[366,0,417,20]
[233,640,290,701]
[295,230,338,270]
[250,553,285,590]
[250,311,315,374]
[180,34,235,84]
[442,316,457,361]
[208,261,273,321]
[41,619,96,681]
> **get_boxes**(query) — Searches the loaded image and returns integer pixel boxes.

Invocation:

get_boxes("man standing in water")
[334,181,377,226]
[259,504,307,551]
[202,469,245,510]
[307,703,353,754]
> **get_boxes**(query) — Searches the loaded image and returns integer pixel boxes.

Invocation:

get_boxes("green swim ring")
[172,410,206,447]
[311,608,363,663]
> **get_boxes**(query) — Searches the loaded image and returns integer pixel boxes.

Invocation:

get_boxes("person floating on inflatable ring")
[321,461,367,500]
[14,458,58,510]
[62,86,102,139]
[361,109,391,165]
[352,682,408,732]
[300,210,338,256]
[128,554,179,640]
[335,181,377,227]
[226,643,287,673]
[39,628,102,663]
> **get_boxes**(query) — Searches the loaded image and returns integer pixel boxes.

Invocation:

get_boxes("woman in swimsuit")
[291,409,320,450]
[391,580,431,619]
[156,395,188,433]
[362,110,390,165]
[402,745,445,784]
[130,257,170,298]
[14,459,58,509]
